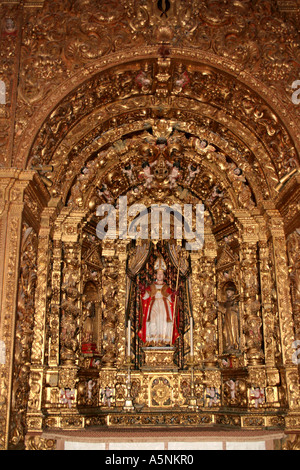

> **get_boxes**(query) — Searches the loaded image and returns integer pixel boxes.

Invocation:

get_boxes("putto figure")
[139,160,157,189]
[138,257,179,346]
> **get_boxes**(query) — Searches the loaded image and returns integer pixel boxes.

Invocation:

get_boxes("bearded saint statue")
[138,257,179,346]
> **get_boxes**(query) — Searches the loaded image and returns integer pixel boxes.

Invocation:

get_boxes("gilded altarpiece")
[0,0,300,451]
[0,170,296,449]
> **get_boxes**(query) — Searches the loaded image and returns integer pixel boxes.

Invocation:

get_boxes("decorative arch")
[21,53,299,196]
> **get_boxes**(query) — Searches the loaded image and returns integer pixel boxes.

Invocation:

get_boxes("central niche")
[126,239,192,371]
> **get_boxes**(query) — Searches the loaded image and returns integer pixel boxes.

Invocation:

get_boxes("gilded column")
[258,236,276,367]
[99,239,126,396]
[116,240,127,368]
[26,204,58,434]
[236,212,264,366]
[190,251,203,368]
[101,240,120,368]
[57,211,85,396]
[267,211,300,414]
[286,230,300,341]
[48,222,64,367]
[200,231,218,368]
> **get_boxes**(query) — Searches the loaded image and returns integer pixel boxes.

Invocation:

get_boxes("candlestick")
[190,316,194,356]
[127,319,131,357]
[123,366,135,412]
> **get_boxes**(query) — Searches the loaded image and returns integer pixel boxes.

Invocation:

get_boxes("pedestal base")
[142,347,177,371]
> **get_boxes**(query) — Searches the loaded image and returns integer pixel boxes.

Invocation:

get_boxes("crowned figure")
[138,256,179,346]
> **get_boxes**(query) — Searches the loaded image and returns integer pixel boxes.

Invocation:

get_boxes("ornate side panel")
[258,236,277,368]
[0,181,27,450]
[269,214,297,365]
[0,170,49,450]
[0,212,22,450]
[0,174,14,317]
[9,223,38,448]
[0,3,23,167]
[60,241,81,366]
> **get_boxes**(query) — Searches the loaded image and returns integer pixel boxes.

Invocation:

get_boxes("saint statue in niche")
[219,285,240,352]
[138,256,179,346]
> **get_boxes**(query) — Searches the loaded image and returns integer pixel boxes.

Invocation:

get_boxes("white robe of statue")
[143,285,173,344]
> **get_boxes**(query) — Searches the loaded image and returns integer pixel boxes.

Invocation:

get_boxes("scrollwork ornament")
[25,435,56,451]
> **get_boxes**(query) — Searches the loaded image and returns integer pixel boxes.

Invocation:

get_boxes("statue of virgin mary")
[138,257,179,346]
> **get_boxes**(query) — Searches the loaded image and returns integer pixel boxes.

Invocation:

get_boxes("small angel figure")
[135,70,152,91]
[89,358,101,368]
[186,163,200,185]
[221,357,233,368]
[122,163,135,184]
[3,17,17,36]
[167,160,181,189]
[131,185,141,196]
[87,380,95,401]
[206,387,220,407]
[155,137,168,152]
[226,379,239,400]
[174,70,190,92]
[229,164,247,183]
[78,160,97,184]
[283,156,298,171]
[69,181,83,207]
[102,386,114,407]
[139,160,157,189]
[206,185,224,204]
[194,138,216,154]
[60,388,75,409]
[97,184,115,205]
[250,387,265,408]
